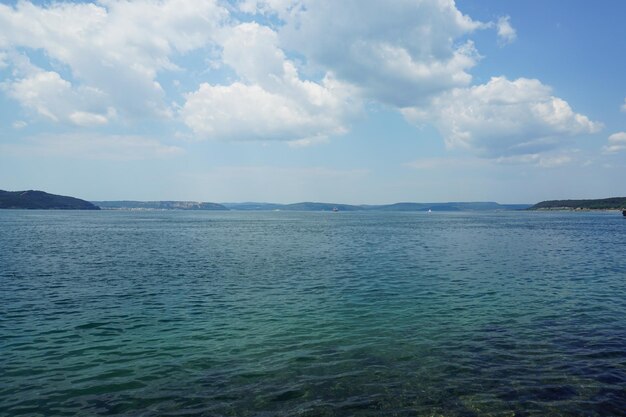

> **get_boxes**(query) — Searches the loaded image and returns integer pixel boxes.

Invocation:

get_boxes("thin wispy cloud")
[0,133,184,160]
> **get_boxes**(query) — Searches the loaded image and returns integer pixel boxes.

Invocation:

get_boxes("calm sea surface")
[1,210,625,417]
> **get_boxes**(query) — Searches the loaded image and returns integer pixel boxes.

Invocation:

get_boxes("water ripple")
[1,210,625,416]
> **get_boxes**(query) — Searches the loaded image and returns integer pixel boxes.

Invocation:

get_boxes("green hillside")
[0,190,100,210]
[530,197,626,210]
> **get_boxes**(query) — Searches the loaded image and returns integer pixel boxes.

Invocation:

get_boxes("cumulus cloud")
[181,22,355,141]
[3,70,73,122]
[1,1,356,142]
[181,81,348,141]
[496,16,516,45]
[0,0,227,120]
[270,0,485,107]
[0,0,605,156]
[1,58,114,126]
[603,132,626,153]
[402,76,601,158]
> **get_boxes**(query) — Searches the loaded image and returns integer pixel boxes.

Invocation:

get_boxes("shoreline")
[530,208,624,212]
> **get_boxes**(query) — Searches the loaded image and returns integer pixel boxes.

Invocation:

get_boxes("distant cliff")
[92,201,229,210]
[529,197,626,210]
[0,190,100,210]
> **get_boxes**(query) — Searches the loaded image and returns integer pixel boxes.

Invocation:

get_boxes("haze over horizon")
[1,0,625,205]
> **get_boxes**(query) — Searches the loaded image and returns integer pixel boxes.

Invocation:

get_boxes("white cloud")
[621,98,626,113]
[0,133,184,160]
[12,120,27,129]
[1,60,114,126]
[3,69,73,122]
[403,76,601,158]
[69,110,115,127]
[0,0,227,120]
[287,136,330,148]
[274,0,485,106]
[495,153,574,168]
[0,0,608,157]
[220,22,286,85]
[603,131,626,153]
[406,152,576,170]
[181,78,350,142]
[496,16,517,45]
[183,82,332,141]
[238,0,296,17]
[2,2,357,142]
[181,22,356,142]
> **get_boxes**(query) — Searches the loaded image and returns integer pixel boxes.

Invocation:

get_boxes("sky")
[0,0,624,204]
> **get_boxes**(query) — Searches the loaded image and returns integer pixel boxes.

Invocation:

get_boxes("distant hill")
[369,202,530,212]
[283,202,362,211]
[92,201,229,210]
[224,201,530,211]
[222,202,287,211]
[0,192,534,212]
[223,202,361,211]
[529,197,626,210]
[0,190,100,210]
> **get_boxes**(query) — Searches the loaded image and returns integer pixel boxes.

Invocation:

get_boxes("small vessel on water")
[332,207,339,212]
[623,210,626,217]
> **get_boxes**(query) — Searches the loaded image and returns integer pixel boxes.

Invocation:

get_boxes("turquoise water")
[1,210,625,416]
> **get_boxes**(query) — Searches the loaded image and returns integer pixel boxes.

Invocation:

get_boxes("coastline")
[530,208,624,212]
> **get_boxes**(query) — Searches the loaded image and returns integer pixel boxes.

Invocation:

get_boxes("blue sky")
[0,0,624,204]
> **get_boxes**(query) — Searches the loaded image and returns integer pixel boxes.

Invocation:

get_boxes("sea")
[1,210,625,417]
